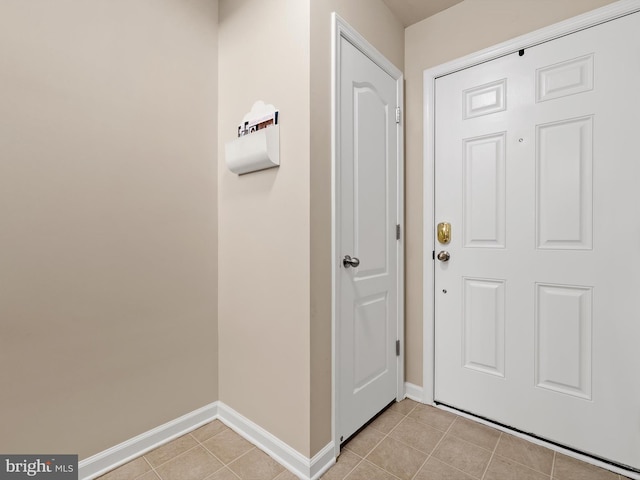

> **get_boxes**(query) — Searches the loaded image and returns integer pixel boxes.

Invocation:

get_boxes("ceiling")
[382,0,464,27]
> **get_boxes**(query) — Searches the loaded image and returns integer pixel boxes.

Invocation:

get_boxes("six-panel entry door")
[338,36,400,444]
[434,12,640,469]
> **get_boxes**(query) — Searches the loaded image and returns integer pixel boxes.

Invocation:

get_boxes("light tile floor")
[98,399,632,480]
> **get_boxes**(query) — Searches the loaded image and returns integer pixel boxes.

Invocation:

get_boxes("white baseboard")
[308,443,336,480]
[404,382,424,403]
[78,401,335,480]
[217,402,335,480]
[79,402,219,480]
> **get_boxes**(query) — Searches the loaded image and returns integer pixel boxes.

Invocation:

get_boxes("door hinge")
[396,224,401,240]
[395,106,401,124]
[432,250,435,260]
[396,339,400,356]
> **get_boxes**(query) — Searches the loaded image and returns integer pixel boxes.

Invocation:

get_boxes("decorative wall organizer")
[225,101,280,175]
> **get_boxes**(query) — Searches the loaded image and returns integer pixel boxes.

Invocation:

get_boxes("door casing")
[332,12,404,457]
[423,1,640,478]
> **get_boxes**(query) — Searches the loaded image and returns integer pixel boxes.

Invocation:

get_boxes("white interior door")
[337,34,402,444]
[434,12,640,469]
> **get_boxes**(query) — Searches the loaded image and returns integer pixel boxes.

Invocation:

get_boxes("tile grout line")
[144,440,204,472]
[410,408,551,480]
[360,458,404,480]
[189,423,262,477]
[341,402,417,480]
[409,451,431,478]
[361,412,400,478]
[143,429,232,480]
[433,421,556,479]
[383,404,420,480]
[378,404,438,479]
[409,410,459,480]
[479,432,501,480]
[551,451,557,480]
[340,433,383,478]
[201,464,232,480]
[223,445,259,475]
[381,419,451,451]
[192,430,237,467]
[354,425,389,461]
[370,403,430,480]
[190,421,278,480]
[107,432,204,479]
[193,433,242,479]
[202,465,241,480]
[487,445,556,477]
[339,452,364,480]
[140,456,161,480]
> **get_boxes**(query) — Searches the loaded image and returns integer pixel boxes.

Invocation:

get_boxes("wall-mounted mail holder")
[225,101,279,175]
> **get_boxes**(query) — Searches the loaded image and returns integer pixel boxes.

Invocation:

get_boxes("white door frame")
[422,1,640,477]
[332,12,404,457]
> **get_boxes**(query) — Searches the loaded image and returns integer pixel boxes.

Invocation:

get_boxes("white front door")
[336,33,402,444]
[434,12,640,469]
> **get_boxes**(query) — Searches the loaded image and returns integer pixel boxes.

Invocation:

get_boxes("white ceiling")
[382,0,464,27]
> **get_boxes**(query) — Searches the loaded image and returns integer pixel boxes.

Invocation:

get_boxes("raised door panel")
[353,293,389,392]
[353,85,389,279]
[536,116,593,250]
[463,133,506,248]
[535,284,593,400]
[463,278,506,377]
[537,54,594,103]
[463,79,507,119]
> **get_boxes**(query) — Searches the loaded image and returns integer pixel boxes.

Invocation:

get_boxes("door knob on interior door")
[437,251,450,262]
[343,255,360,268]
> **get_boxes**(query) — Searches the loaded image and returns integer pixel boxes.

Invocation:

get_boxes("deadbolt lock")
[437,222,451,244]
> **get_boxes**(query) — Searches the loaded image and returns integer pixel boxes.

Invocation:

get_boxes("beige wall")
[309,0,404,455]
[0,0,219,458]
[217,0,403,458]
[403,0,617,386]
[217,0,313,457]
[1,0,617,464]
